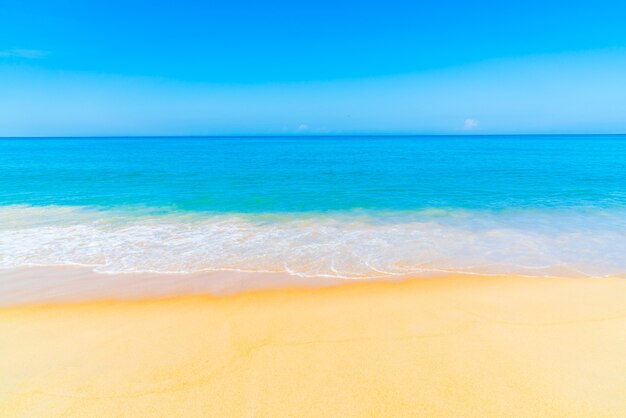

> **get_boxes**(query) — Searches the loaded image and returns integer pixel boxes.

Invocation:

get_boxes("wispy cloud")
[296,123,309,132]
[463,118,478,130]
[0,49,48,59]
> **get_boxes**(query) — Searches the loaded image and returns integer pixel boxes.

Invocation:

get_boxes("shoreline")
[1,273,626,416]
[3,265,623,307]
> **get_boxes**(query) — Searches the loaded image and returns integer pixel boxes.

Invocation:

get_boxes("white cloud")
[463,118,478,130]
[0,49,48,59]
[296,123,309,132]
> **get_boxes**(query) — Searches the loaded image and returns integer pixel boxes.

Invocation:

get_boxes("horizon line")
[2,133,626,139]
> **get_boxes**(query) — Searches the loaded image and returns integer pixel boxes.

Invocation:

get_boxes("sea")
[1,135,625,279]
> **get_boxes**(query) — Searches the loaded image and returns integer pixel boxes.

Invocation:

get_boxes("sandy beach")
[1,272,625,417]
[3,0,626,415]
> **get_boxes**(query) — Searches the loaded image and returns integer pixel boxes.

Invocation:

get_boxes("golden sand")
[1,274,626,417]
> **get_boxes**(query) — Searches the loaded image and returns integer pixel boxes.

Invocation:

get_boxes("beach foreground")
[1,274,625,417]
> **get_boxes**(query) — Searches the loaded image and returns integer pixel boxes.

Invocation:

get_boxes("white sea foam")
[1,205,625,278]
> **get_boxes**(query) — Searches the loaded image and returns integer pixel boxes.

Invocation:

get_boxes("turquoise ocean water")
[1,135,625,278]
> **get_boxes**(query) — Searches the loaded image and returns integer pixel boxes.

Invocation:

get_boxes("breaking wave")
[1,205,625,278]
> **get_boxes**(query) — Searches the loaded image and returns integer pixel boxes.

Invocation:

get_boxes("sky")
[1,0,626,136]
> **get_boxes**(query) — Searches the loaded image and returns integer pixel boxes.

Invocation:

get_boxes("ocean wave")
[1,205,625,278]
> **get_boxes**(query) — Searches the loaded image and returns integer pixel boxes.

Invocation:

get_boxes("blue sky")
[1,0,626,136]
